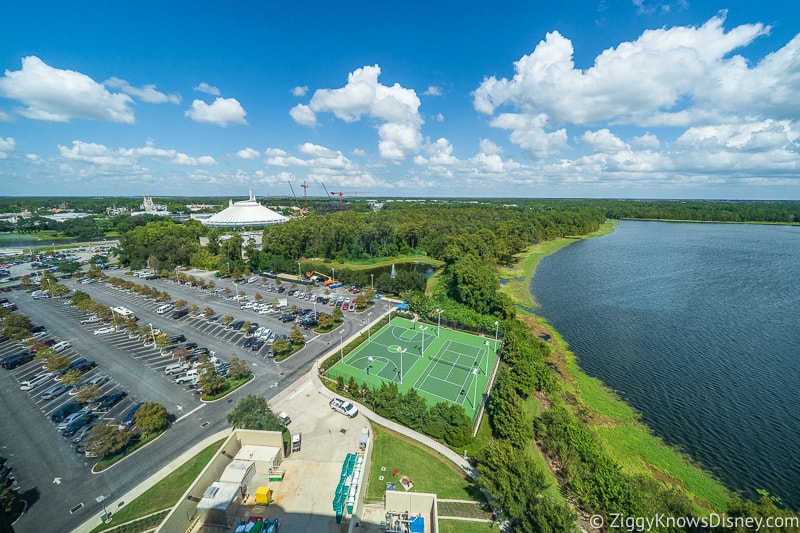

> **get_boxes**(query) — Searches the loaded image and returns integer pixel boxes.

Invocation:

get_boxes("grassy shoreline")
[499,221,730,511]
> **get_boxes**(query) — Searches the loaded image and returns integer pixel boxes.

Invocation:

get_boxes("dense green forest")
[2,198,797,240]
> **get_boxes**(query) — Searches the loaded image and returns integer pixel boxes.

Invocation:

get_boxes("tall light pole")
[297,262,301,279]
[494,320,499,351]
[331,268,335,283]
[370,273,374,290]
[148,323,157,348]
[472,368,479,409]
[436,308,443,337]
[398,348,406,384]
[97,494,111,523]
[484,340,490,375]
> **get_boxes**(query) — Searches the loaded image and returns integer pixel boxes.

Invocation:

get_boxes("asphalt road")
[0,273,389,532]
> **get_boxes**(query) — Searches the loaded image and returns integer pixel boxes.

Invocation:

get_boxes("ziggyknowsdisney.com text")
[590,512,799,531]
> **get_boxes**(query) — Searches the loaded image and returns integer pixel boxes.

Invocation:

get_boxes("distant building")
[200,192,288,228]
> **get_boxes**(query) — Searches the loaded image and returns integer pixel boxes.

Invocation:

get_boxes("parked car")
[71,374,109,394]
[29,338,56,353]
[156,303,174,315]
[251,339,265,351]
[1,352,34,369]
[93,326,116,335]
[71,421,99,443]
[62,413,97,437]
[20,372,54,391]
[51,401,86,422]
[242,337,255,348]
[90,390,127,413]
[79,315,101,325]
[121,402,145,427]
[329,397,359,418]
[172,308,189,319]
[41,383,69,400]
[57,411,88,432]
[55,358,96,380]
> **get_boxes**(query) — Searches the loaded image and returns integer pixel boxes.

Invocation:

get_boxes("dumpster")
[255,486,271,504]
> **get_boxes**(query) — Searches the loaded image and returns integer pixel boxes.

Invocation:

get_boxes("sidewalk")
[73,428,232,533]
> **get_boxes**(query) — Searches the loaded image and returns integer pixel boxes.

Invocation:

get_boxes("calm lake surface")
[531,221,800,508]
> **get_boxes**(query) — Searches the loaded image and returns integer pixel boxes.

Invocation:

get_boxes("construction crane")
[287,181,307,217]
[329,191,372,210]
[300,181,309,210]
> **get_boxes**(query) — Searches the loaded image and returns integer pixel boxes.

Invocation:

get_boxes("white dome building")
[201,192,289,228]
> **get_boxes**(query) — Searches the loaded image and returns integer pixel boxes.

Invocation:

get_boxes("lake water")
[531,221,800,508]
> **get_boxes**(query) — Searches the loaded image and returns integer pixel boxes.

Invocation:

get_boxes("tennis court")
[324,316,498,421]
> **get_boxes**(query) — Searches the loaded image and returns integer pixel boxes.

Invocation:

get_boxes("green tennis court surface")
[324,316,498,422]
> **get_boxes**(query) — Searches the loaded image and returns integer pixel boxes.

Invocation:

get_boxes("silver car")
[41,383,69,400]
[20,372,54,391]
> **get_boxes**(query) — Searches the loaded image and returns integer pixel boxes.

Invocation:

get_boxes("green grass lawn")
[366,424,483,502]
[438,519,499,533]
[89,439,224,532]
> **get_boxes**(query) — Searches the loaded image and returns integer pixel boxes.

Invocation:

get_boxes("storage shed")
[220,460,255,485]
[197,482,243,526]
[234,445,281,474]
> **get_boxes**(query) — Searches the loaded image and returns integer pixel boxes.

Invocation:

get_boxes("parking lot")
[0,272,390,532]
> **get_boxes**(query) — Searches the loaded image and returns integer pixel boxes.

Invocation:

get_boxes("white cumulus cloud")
[582,129,629,152]
[185,97,247,127]
[0,138,14,159]
[194,82,220,96]
[294,65,423,160]
[235,147,261,159]
[289,103,317,126]
[292,86,309,97]
[0,56,134,123]
[104,77,180,104]
[59,139,216,168]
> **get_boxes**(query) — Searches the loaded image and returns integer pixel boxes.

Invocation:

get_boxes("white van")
[156,303,174,315]
[164,361,190,375]
[175,369,199,384]
[53,341,71,353]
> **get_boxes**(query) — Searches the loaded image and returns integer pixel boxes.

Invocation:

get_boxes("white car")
[80,315,101,325]
[93,326,116,335]
[20,372,54,391]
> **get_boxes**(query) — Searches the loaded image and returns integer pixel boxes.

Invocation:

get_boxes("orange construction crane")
[300,181,309,210]
[329,191,371,209]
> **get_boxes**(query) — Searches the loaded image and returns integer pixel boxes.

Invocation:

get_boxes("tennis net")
[430,353,481,373]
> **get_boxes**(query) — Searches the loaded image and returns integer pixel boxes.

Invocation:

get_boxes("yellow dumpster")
[255,486,271,504]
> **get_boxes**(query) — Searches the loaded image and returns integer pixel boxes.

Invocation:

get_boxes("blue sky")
[1,1,798,199]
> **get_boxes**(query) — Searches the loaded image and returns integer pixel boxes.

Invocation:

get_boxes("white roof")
[202,192,288,228]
